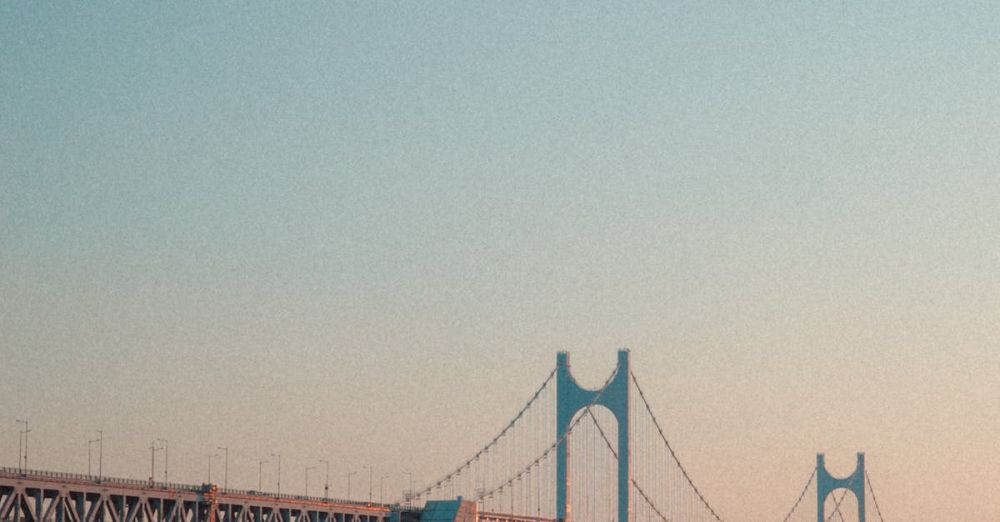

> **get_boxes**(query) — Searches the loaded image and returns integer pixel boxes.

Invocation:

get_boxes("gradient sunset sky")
[2,3,999,520]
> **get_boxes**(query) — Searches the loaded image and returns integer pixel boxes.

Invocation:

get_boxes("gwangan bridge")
[0,351,886,522]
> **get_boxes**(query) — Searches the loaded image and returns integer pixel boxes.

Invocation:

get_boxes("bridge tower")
[817,453,865,522]
[556,349,630,522]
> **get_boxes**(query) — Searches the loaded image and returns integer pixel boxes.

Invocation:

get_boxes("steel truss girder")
[0,471,387,522]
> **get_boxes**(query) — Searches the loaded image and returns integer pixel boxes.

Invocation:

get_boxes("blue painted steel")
[555,350,630,522]
[817,453,865,522]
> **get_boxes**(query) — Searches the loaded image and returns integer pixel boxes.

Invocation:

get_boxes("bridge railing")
[215,485,395,509]
[0,466,203,492]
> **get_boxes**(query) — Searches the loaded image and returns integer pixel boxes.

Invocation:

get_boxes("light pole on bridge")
[319,460,330,500]
[96,430,103,480]
[378,474,387,504]
[16,419,29,471]
[156,439,168,482]
[363,465,374,505]
[88,438,99,475]
[149,440,162,483]
[271,453,281,495]
[208,453,219,483]
[217,446,228,489]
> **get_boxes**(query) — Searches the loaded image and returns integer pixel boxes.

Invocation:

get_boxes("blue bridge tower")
[817,452,865,522]
[555,350,631,522]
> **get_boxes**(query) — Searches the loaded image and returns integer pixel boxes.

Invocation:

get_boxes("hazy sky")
[2,3,999,520]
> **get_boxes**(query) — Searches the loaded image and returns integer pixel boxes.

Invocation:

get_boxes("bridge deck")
[0,468,390,522]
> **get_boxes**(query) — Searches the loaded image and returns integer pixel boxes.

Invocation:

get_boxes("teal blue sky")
[2,3,999,520]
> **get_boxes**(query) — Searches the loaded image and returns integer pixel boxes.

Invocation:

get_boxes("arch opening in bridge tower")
[817,453,866,522]
[555,350,630,522]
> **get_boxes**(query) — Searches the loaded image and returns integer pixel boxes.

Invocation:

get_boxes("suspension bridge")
[0,350,885,522]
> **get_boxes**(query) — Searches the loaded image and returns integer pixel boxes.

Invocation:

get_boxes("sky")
[2,2,999,520]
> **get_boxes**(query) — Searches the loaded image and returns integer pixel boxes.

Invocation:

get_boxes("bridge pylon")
[556,349,630,522]
[817,452,865,522]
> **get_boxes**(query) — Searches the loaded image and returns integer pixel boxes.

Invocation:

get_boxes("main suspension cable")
[475,366,619,506]
[631,370,725,522]
[584,407,672,522]
[780,467,816,522]
[865,469,885,522]
[412,368,556,500]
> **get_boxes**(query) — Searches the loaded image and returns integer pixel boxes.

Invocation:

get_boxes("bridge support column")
[817,453,865,522]
[555,350,630,522]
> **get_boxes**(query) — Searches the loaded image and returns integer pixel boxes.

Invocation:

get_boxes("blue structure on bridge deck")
[817,452,865,522]
[418,499,476,522]
[555,349,630,522]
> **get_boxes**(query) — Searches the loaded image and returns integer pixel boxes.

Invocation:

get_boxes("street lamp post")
[217,447,229,489]
[156,439,168,482]
[319,460,330,500]
[208,453,219,483]
[379,475,388,504]
[96,430,103,480]
[365,465,373,505]
[16,419,29,471]
[271,453,281,495]
[88,438,99,475]
[150,440,162,483]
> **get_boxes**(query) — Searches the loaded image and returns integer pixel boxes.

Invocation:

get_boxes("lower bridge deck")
[0,470,551,522]
[0,469,389,522]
